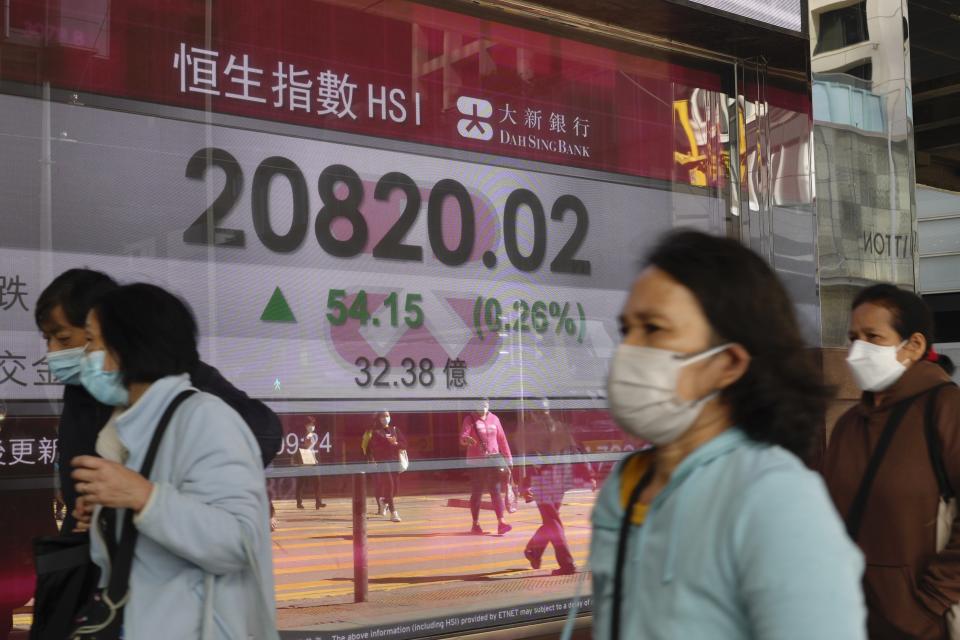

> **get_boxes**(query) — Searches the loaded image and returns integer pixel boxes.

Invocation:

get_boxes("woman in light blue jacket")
[591,231,866,640]
[70,283,275,639]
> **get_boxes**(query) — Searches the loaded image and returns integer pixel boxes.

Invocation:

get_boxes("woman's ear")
[716,344,751,390]
[904,332,928,364]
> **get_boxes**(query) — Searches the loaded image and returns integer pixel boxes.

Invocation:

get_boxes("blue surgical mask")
[45,346,85,385]
[80,350,129,406]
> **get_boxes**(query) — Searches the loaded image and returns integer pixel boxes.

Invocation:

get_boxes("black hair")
[93,283,199,386]
[645,230,832,459]
[851,284,935,358]
[35,268,118,329]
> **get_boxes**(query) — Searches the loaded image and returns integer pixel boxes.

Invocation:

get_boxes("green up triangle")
[260,286,296,323]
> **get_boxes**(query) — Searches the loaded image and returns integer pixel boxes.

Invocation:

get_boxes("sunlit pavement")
[272,488,596,632]
[9,490,597,636]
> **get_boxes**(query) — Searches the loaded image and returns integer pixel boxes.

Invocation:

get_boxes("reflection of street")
[7,490,596,636]
[273,488,596,631]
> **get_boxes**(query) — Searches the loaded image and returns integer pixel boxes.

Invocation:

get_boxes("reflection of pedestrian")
[521,399,595,575]
[460,399,512,536]
[296,417,325,509]
[361,425,387,515]
[368,411,406,522]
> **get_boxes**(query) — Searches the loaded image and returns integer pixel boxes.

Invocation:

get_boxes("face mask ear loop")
[675,343,733,409]
[896,339,910,364]
[675,343,733,367]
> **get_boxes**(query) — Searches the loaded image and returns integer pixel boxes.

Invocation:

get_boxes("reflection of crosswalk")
[271,491,596,604]
[9,492,597,634]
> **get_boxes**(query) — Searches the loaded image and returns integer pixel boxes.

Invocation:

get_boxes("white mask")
[846,340,908,392]
[383,415,391,425]
[606,343,730,445]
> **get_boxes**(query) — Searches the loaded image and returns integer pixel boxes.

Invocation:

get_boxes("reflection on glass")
[810,0,916,346]
[0,0,813,637]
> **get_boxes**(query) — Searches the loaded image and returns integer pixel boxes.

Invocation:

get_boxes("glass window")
[842,61,873,82]
[815,2,869,54]
[0,1,810,637]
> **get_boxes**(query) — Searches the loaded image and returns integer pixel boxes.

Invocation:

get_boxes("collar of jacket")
[633,427,750,585]
[114,374,193,466]
[648,427,749,510]
[858,360,951,415]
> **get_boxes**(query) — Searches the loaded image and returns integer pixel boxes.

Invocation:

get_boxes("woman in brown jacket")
[822,284,960,639]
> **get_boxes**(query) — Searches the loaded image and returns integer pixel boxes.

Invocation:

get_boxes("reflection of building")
[812,0,911,136]
[911,3,960,384]
[809,0,915,345]
[919,185,960,382]
[3,0,110,57]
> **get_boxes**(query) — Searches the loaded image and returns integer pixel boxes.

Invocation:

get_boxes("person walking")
[367,411,407,522]
[27,269,282,639]
[296,417,326,509]
[69,283,276,639]
[821,284,960,639]
[590,230,866,640]
[34,268,282,533]
[361,423,387,516]
[522,399,595,575]
[460,399,513,536]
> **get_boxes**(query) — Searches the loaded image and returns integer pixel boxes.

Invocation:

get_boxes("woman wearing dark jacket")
[368,411,407,522]
[520,399,596,575]
[821,284,960,639]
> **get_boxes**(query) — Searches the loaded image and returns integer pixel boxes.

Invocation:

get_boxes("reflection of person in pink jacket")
[460,399,512,536]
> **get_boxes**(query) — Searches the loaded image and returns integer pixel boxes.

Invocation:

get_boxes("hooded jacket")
[591,428,866,640]
[822,361,960,639]
[88,375,275,640]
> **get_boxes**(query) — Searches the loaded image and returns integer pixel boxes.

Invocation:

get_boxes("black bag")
[472,421,510,481]
[28,533,100,640]
[192,362,282,467]
[28,390,195,640]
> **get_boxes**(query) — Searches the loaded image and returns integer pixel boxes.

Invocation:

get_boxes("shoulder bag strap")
[846,396,916,540]
[923,382,957,500]
[612,451,655,640]
[104,389,197,605]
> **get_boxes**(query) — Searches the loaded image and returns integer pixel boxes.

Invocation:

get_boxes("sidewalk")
[11,489,597,637]
[270,488,596,631]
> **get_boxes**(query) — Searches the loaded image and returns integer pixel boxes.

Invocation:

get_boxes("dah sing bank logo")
[455,95,592,158]
[457,96,495,140]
